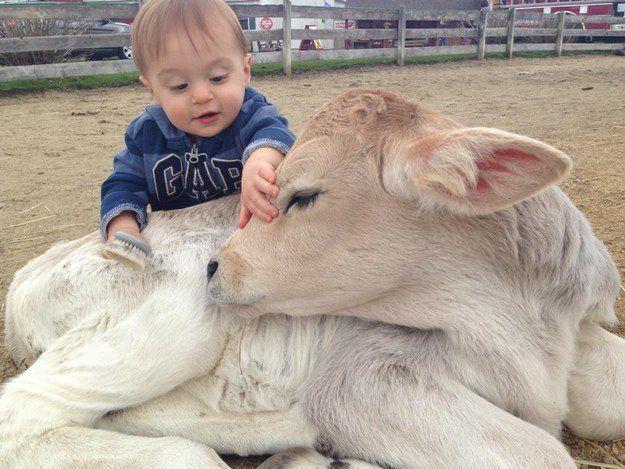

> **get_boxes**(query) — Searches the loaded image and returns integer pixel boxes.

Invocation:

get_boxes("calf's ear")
[383,127,572,216]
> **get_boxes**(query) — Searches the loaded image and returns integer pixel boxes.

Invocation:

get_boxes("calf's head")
[207,89,571,317]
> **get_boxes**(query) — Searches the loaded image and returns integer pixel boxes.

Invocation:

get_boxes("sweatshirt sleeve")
[240,102,296,164]
[100,119,149,240]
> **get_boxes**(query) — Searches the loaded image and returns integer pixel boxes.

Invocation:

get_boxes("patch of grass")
[484,49,617,59]
[260,49,619,74]
[255,54,480,74]
[0,50,620,93]
[0,71,142,93]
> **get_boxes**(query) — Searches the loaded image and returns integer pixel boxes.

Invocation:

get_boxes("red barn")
[499,1,625,30]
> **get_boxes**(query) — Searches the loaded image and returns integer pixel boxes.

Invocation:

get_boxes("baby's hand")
[238,147,283,229]
[105,211,145,243]
[104,212,150,262]
[103,212,151,269]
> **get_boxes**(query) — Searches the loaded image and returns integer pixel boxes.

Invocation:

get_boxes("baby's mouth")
[197,112,219,122]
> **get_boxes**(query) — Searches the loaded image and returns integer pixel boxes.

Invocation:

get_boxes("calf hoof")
[258,448,335,468]
[258,449,381,469]
[149,438,229,468]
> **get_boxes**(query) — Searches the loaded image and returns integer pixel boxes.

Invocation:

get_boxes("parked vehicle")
[79,19,132,60]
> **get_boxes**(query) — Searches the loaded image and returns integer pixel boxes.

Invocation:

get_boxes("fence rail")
[0,2,138,20]
[500,0,622,9]
[0,29,281,55]
[1,1,624,82]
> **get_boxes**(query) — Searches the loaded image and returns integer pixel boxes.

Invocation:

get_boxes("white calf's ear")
[385,127,572,216]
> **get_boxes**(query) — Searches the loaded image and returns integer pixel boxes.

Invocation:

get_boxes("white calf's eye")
[285,190,321,213]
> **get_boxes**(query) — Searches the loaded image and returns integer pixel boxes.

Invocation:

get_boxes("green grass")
[0,50,619,93]
[0,71,142,93]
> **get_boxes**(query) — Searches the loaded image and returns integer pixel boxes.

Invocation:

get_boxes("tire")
[117,45,133,60]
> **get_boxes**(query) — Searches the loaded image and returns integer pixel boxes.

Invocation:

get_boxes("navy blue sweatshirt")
[100,87,295,238]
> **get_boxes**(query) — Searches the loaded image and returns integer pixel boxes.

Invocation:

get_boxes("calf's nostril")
[207,260,219,279]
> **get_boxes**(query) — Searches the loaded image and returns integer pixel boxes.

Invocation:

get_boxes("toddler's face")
[141,25,251,138]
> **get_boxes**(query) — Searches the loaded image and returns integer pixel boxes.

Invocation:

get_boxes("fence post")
[397,6,406,66]
[477,9,488,60]
[555,11,565,57]
[137,0,146,16]
[505,8,516,59]
[282,0,292,76]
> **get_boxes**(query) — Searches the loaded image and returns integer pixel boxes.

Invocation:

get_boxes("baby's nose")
[192,86,214,104]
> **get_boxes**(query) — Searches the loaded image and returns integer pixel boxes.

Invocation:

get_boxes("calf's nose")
[207,260,219,280]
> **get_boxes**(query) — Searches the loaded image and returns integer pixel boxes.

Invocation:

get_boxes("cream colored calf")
[208,90,624,462]
[1,90,622,468]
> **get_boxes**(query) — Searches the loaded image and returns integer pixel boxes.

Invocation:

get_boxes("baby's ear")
[244,54,253,88]
[138,75,150,91]
[139,75,158,104]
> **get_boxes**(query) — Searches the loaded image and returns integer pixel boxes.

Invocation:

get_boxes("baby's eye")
[171,83,188,91]
[210,75,226,84]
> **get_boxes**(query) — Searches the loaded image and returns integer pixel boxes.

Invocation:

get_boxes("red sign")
[260,17,274,31]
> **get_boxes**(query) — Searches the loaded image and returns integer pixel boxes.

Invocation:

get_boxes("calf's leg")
[0,291,227,467]
[303,354,575,468]
[567,320,625,440]
[98,390,318,457]
[4,235,101,368]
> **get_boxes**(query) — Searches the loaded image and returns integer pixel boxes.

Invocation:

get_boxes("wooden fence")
[0,1,624,82]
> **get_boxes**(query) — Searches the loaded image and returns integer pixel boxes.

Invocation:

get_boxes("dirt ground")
[1,55,624,467]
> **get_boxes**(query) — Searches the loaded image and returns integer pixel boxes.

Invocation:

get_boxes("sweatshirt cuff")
[242,138,291,165]
[100,203,148,241]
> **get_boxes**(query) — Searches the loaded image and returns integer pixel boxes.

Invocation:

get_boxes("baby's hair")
[131,0,249,74]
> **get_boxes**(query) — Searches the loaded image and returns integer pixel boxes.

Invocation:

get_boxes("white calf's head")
[207,89,571,316]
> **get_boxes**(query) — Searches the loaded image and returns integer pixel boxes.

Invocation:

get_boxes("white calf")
[2,90,624,468]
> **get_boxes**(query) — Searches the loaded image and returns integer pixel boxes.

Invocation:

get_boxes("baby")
[100,0,295,265]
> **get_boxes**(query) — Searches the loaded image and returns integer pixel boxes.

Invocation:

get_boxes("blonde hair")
[131,0,249,74]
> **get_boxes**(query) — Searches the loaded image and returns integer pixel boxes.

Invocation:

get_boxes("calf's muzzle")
[207,260,219,281]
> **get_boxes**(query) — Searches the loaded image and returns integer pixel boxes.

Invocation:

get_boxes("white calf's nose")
[207,260,219,281]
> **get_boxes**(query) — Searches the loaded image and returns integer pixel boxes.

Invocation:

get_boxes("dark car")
[81,19,132,60]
